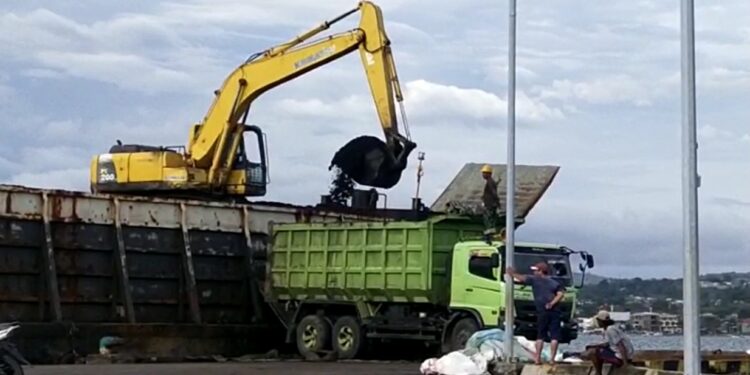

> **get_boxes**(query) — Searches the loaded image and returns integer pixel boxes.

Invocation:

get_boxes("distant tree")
[575,272,750,319]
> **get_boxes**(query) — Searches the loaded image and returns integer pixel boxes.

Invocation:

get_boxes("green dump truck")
[265,216,594,359]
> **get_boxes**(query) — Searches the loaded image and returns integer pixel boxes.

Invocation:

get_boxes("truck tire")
[296,315,331,360]
[332,316,364,359]
[448,317,479,352]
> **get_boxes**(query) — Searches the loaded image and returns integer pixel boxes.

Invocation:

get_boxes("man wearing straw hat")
[583,310,635,375]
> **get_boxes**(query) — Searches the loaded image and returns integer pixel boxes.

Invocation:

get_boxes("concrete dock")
[20,360,748,375]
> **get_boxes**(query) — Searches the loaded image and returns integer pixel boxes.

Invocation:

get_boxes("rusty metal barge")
[0,184,396,362]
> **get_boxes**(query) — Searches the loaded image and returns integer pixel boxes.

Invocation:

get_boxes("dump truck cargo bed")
[269,216,485,305]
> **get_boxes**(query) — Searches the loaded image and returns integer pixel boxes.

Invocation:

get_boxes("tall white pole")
[503,0,517,362]
[680,0,701,374]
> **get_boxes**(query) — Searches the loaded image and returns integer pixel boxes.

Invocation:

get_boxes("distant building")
[741,319,750,335]
[580,311,631,333]
[718,314,739,335]
[700,280,731,289]
[610,312,631,323]
[632,312,661,333]
[659,314,681,334]
[631,312,682,334]
[700,313,722,334]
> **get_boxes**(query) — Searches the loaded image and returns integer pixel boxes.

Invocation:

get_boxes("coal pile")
[329,135,411,189]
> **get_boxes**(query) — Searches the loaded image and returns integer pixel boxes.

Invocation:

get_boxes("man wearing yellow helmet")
[481,164,501,242]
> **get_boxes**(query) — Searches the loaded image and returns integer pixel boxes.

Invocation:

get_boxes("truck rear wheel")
[296,315,331,360]
[448,317,479,352]
[332,316,364,359]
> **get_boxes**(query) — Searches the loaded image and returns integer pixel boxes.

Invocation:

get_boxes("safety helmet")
[481,164,492,174]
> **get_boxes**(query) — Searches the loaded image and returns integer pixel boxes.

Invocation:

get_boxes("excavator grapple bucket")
[330,136,413,189]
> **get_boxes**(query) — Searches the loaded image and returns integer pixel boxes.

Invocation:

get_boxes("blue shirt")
[528,275,565,312]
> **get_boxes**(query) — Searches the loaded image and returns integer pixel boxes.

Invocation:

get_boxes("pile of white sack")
[419,329,582,375]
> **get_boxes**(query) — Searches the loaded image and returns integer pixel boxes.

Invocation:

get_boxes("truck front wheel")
[448,317,479,352]
[332,316,364,359]
[296,315,331,360]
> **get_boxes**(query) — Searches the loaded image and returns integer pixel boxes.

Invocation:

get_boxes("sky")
[0,1,748,279]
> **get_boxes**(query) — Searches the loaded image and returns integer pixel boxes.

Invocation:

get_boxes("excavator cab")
[186,122,269,197]
[226,125,268,197]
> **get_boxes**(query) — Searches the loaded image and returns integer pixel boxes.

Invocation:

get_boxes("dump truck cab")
[449,241,591,345]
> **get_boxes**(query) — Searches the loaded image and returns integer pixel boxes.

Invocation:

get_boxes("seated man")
[583,311,634,375]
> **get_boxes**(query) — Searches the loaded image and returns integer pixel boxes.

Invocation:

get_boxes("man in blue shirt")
[506,262,565,365]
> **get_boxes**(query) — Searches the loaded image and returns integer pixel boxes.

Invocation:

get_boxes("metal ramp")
[430,163,559,220]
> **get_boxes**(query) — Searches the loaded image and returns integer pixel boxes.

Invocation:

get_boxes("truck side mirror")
[586,254,595,269]
[490,253,500,268]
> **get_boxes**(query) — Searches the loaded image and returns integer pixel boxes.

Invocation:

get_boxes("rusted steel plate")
[126,252,180,279]
[57,275,114,302]
[186,204,242,233]
[122,227,181,254]
[0,246,40,274]
[54,249,113,277]
[1,185,384,234]
[120,200,180,229]
[52,223,116,252]
[430,163,560,219]
[189,231,246,257]
[0,188,43,220]
[0,187,113,223]
[0,219,42,247]
[0,274,39,301]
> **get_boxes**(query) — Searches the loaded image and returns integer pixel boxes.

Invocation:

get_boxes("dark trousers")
[483,208,499,234]
[536,310,562,342]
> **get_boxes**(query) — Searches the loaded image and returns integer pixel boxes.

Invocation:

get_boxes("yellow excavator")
[90,1,416,199]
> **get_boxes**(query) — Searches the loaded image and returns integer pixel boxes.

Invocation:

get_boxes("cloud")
[270,95,372,122]
[700,67,750,91]
[533,75,674,107]
[519,193,750,278]
[0,82,13,103]
[8,168,90,192]
[698,124,733,140]
[405,80,564,123]
[712,197,750,208]
[0,8,225,94]
[36,51,195,94]
[157,0,368,29]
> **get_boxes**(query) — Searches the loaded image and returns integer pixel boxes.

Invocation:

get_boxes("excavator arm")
[90,1,415,198]
[189,1,415,190]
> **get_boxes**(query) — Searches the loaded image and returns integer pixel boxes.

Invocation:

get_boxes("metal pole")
[680,0,701,374]
[503,0,517,362]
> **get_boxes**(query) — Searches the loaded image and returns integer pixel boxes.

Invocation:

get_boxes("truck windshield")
[505,247,572,287]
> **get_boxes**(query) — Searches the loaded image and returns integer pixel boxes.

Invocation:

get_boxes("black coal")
[329,167,354,205]
[329,135,406,189]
